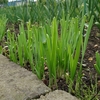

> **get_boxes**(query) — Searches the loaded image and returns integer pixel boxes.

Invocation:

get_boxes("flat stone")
[35,90,78,100]
[0,54,51,100]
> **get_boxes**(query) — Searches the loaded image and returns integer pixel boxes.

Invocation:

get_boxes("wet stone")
[0,54,51,100]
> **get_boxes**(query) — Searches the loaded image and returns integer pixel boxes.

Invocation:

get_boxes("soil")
[1,24,100,99]
[82,26,100,84]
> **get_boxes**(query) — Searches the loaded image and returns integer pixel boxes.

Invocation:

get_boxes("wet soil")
[82,26,100,84]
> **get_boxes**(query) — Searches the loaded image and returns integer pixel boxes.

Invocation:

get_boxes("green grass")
[94,52,100,74]
[0,0,89,23]
[0,15,7,53]
[0,0,100,99]
[6,15,93,87]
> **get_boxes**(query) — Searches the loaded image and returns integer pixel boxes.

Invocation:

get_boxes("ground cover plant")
[0,15,7,53]
[0,0,100,99]
[94,52,100,74]
[0,0,88,23]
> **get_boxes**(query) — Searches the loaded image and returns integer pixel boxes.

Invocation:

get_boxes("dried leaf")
[88,57,93,61]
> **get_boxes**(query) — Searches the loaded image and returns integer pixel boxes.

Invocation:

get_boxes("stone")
[0,54,51,100]
[35,90,78,100]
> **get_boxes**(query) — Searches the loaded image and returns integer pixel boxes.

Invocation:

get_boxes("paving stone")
[35,90,78,100]
[0,54,51,100]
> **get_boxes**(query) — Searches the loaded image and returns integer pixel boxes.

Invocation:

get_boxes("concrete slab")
[0,54,51,100]
[35,90,78,100]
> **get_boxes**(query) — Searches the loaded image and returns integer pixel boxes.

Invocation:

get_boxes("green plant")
[45,17,58,86]
[6,21,45,78]
[7,21,35,69]
[94,52,100,74]
[0,15,7,54]
[43,15,93,87]
[79,15,94,76]
[0,0,8,4]
[33,26,45,79]
[85,0,100,27]
[6,15,93,88]
[0,15,7,41]
[7,30,17,63]
[0,0,89,24]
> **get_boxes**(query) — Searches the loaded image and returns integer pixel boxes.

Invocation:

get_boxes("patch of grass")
[0,0,100,99]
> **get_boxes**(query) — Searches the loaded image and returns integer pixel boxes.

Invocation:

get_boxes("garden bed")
[0,1,100,99]
[1,23,100,99]
[42,25,100,99]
